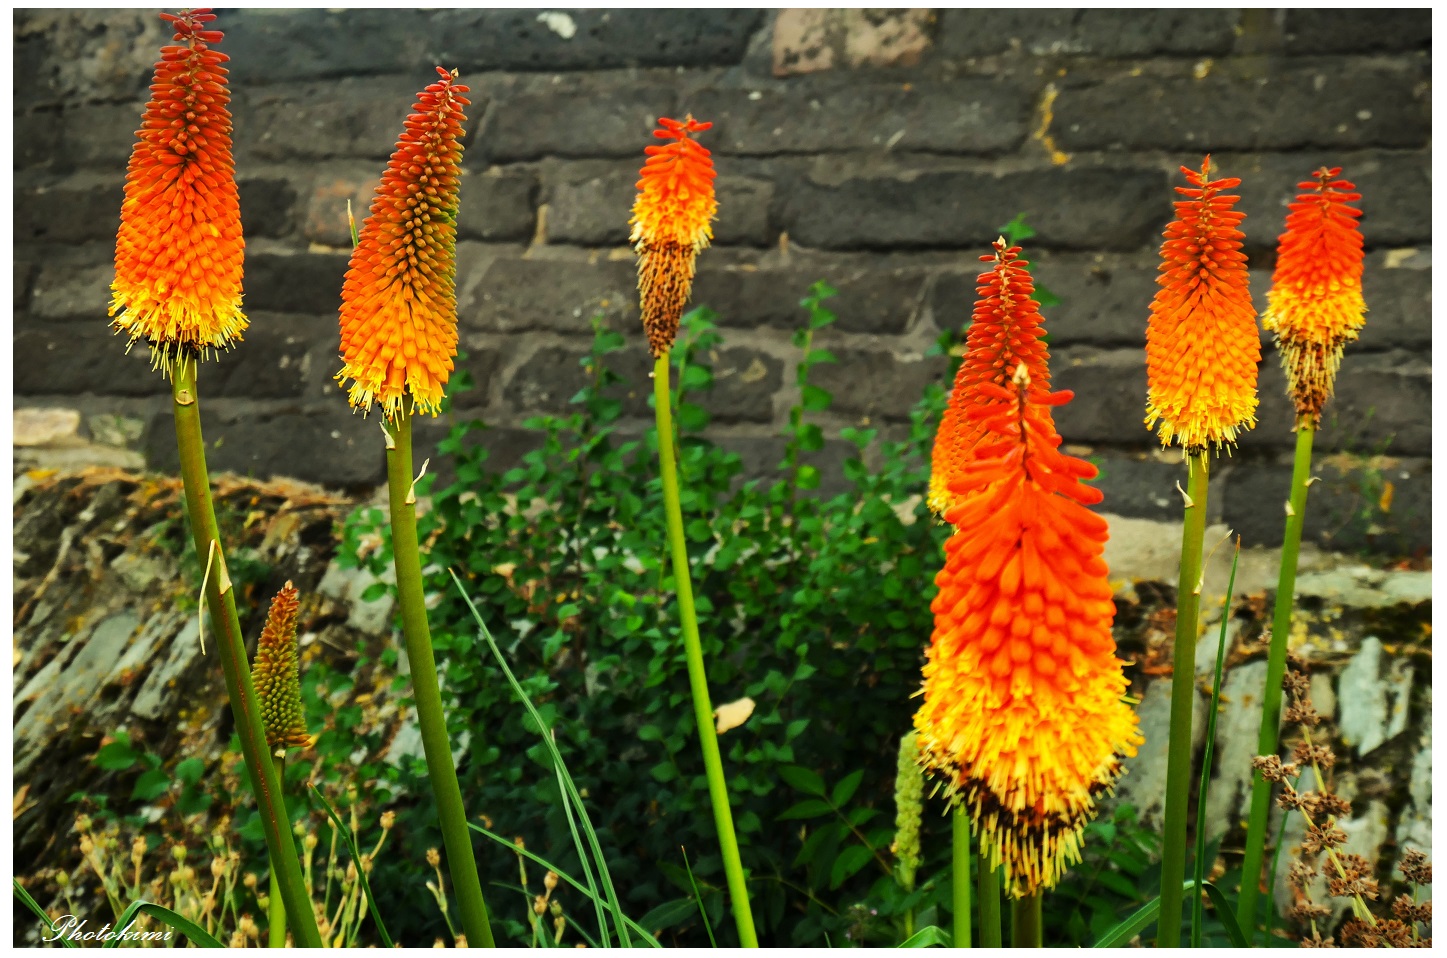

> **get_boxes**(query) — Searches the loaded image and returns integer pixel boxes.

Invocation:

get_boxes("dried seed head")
[1302,822,1348,855]
[426,847,441,868]
[544,871,558,893]
[1293,740,1337,771]
[303,832,319,852]
[1400,848,1433,885]
[380,811,396,831]
[1288,859,1318,888]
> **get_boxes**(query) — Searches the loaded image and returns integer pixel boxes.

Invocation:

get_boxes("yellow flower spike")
[1261,167,1368,427]
[629,116,718,357]
[250,582,312,752]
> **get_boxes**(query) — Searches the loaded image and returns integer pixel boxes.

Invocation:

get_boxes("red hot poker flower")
[110,8,246,374]
[630,116,718,357]
[918,364,1142,897]
[1145,157,1260,451]
[1261,167,1368,426]
[337,67,469,418]
[929,240,1052,520]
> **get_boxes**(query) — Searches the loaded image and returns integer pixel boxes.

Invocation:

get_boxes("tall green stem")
[1157,451,1211,947]
[953,807,972,948]
[1237,424,1315,938]
[385,408,495,948]
[1011,892,1042,948]
[653,352,759,947]
[169,358,322,948]
[268,753,288,947]
[977,843,1002,948]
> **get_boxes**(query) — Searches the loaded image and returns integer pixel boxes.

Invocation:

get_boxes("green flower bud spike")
[251,582,312,753]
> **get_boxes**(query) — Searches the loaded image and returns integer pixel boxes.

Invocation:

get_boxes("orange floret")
[629,116,718,357]
[929,239,1053,520]
[337,67,469,417]
[1145,157,1260,451]
[1261,167,1368,426]
[110,8,246,374]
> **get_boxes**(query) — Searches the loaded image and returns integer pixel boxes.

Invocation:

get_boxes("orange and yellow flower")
[1145,157,1259,450]
[250,582,312,751]
[929,241,1052,519]
[1261,167,1367,426]
[629,116,718,357]
[916,242,1141,897]
[337,67,469,417]
[110,8,246,374]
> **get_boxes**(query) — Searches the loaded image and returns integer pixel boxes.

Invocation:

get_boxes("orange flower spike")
[1261,167,1367,426]
[630,116,718,357]
[929,239,1052,519]
[110,8,246,374]
[918,362,1142,897]
[337,67,469,417]
[1145,156,1260,450]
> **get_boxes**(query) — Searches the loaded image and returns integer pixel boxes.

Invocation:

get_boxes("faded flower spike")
[1262,168,1367,427]
[916,249,1141,897]
[250,582,312,751]
[1145,157,1260,450]
[110,8,246,375]
[630,116,718,357]
[929,239,1052,520]
[337,67,469,417]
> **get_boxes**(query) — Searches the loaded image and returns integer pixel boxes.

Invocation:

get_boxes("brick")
[692,264,924,334]
[1283,10,1431,55]
[14,11,160,108]
[144,403,385,488]
[930,252,1158,346]
[207,313,330,399]
[1089,455,1194,523]
[772,9,935,77]
[1050,348,1151,446]
[58,101,142,169]
[808,347,946,421]
[30,262,114,322]
[458,169,537,244]
[15,324,168,397]
[1222,457,1430,556]
[232,76,423,162]
[712,435,858,498]
[16,262,35,313]
[1221,151,1432,250]
[15,182,123,245]
[239,178,297,240]
[429,9,763,73]
[545,166,770,247]
[1246,351,1430,457]
[409,421,546,488]
[244,252,349,316]
[1055,65,1429,153]
[461,257,637,334]
[502,340,653,418]
[301,164,385,248]
[782,167,1166,251]
[14,109,63,170]
[479,82,675,164]
[936,9,1237,59]
[445,343,508,410]
[1248,256,1432,356]
[696,347,783,423]
[685,78,1031,155]
[220,10,438,86]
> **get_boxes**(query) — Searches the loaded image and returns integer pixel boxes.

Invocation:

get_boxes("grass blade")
[104,898,224,948]
[1192,539,1240,946]
[451,569,633,947]
[681,846,718,948]
[307,783,394,947]
[13,879,79,948]
[469,823,661,947]
[551,733,610,946]
[1202,881,1249,948]
[898,924,953,947]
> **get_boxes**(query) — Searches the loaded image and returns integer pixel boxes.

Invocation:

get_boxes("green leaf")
[359,581,389,603]
[1201,882,1249,949]
[794,465,821,490]
[829,845,874,889]
[1092,893,1160,948]
[93,740,138,771]
[677,402,710,432]
[897,925,953,947]
[104,900,224,947]
[778,765,826,797]
[777,799,833,820]
[997,212,1036,244]
[831,769,864,807]
[13,878,79,947]
[173,757,206,786]
[130,768,171,802]
[637,898,697,934]
[801,385,832,412]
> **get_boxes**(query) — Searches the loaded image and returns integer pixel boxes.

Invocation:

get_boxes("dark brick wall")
[13,9,1431,554]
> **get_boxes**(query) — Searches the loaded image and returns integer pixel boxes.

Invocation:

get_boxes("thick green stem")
[1010,892,1042,948]
[653,353,759,948]
[1238,424,1315,938]
[169,358,322,948]
[977,843,1002,949]
[385,408,495,948]
[268,753,287,948]
[1156,451,1211,947]
[953,807,972,948]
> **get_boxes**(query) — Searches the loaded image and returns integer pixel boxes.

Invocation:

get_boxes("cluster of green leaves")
[73,729,211,822]
[339,285,959,945]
